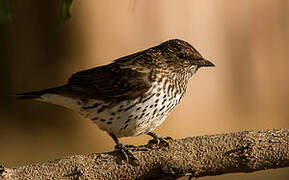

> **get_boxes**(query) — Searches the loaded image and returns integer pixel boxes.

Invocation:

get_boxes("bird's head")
[157,39,214,77]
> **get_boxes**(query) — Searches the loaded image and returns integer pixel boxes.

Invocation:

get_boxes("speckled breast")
[78,79,185,138]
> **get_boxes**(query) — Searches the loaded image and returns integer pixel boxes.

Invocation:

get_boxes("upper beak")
[197,58,215,67]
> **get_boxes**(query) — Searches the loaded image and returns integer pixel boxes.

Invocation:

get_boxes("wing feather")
[67,64,152,101]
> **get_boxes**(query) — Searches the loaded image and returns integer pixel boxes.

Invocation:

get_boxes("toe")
[124,144,138,149]
[164,136,173,140]
[158,138,170,146]
[114,144,139,164]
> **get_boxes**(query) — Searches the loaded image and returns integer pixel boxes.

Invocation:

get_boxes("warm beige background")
[1,0,288,179]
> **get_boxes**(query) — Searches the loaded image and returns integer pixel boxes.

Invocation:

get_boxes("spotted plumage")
[17,39,214,157]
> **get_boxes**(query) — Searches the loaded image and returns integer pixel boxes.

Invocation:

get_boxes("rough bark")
[0,128,288,179]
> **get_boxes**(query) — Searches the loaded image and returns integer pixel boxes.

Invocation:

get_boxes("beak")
[197,59,215,67]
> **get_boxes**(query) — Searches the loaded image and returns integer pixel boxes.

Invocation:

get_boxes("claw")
[115,143,138,164]
[109,133,140,164]
[147,132,172,147]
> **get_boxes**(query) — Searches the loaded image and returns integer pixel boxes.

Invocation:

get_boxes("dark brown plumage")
[68,64,152,101]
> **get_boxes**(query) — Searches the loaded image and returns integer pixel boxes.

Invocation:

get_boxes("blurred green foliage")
[0,0,74,23]
[0,0,10,23]
[61,0,73,23]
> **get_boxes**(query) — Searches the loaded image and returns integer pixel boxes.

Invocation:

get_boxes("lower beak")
[200,59,215,67]
[195,59,215,71]
[201,59,215,67]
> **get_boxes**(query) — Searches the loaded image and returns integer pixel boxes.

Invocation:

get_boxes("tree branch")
[1,128,288,179]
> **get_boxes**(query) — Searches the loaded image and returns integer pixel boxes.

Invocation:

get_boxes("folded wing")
[68,64,152,101]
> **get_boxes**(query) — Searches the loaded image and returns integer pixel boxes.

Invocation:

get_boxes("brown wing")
[67,63,152,101]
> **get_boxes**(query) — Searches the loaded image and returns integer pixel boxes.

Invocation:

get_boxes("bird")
[17,39,214,161]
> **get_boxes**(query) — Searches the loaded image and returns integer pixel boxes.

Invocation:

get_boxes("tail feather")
[17,85,68,100]
[17,92,42,100]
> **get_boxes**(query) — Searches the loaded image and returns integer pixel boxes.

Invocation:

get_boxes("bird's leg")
[146,132,172,147]
[109,133,138,163]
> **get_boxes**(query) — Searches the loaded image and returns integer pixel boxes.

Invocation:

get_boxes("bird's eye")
[177,53,187,59]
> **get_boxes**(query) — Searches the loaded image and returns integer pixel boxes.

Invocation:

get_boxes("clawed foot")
[147,132,172,147]
[115,143,139,164]
[109,133,140,164]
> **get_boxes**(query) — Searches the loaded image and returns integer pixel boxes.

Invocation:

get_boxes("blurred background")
[0,0,288,179]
